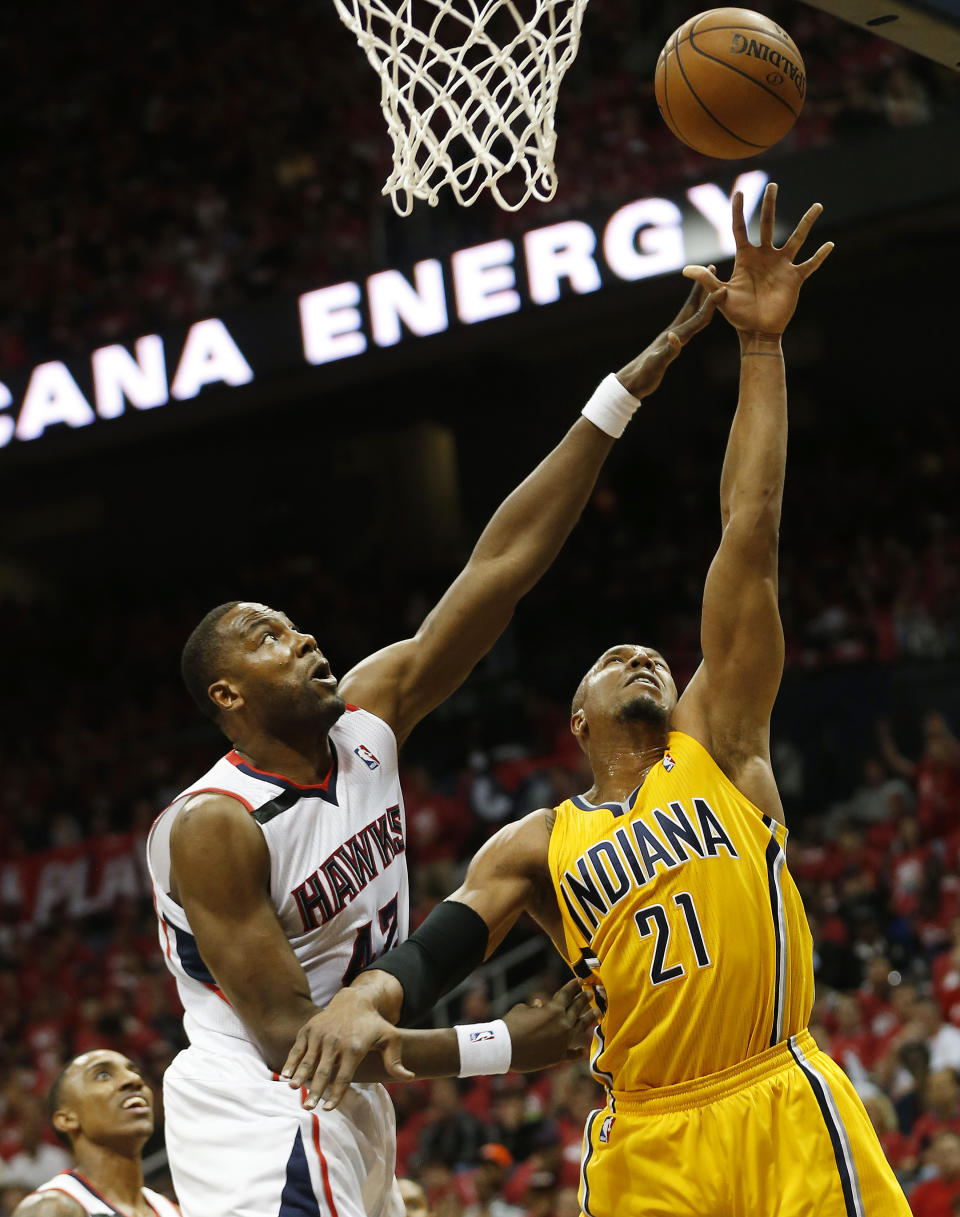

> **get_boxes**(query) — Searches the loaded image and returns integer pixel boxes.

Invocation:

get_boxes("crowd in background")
[0,412,959,1213]
[3,0,960,1212]
[2,690,960,1215]
[2,0,958,371]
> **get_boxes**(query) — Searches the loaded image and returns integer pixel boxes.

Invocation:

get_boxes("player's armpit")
[170,792,319,1071]
[448,807,558,958]
[12,1195,86,1217]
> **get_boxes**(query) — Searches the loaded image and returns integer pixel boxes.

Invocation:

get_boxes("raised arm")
[876,719,918,779]
[281,809,562,1107]
[673,183,833,823]
[340,283,723,746]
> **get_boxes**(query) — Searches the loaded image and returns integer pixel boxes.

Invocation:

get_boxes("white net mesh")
[332,0,590,214]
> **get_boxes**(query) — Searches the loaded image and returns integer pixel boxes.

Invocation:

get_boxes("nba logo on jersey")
[599,1115,615,1143]
[662,751,676,771]
[355,744,380,770]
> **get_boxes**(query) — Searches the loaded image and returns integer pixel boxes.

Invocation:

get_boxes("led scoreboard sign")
[0,171,771,452]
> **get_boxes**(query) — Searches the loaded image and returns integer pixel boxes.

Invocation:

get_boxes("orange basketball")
[654,8,806,159]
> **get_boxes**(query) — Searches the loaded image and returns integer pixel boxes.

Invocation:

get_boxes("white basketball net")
[332,0,590,214]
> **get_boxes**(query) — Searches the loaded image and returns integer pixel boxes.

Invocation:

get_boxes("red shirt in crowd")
[909,1175,960,1217]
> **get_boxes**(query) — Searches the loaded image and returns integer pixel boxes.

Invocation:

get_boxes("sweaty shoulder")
[13,1194,85,1217]
[169,791,268,901]
[173,790,262,845]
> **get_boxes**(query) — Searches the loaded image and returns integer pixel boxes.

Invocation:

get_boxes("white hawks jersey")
[147,705,409,1060]
[33,1170,180,1215]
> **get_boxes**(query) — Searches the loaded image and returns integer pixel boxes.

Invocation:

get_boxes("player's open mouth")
[122,1095,150,1110]
[311,674,338,687]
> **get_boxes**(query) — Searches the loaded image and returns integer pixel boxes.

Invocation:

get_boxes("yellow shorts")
[579,1030,910,1217]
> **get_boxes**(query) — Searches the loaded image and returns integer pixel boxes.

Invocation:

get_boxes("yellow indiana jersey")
[548,730,814,1093]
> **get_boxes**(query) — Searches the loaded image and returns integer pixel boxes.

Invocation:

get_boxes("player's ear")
[53,1107,79,1141]
[209,679,244,714]
[570,709,589,753]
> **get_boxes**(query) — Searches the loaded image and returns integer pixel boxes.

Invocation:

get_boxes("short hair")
[180,601,241,719]
[571,669,591,718]
[47,1060,75,1147]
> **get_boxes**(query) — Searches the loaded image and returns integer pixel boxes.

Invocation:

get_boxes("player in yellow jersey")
[280,183,911,1217]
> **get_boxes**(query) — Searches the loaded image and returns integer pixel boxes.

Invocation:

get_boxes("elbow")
[242,1006,307,1073]
[724,512,779,553]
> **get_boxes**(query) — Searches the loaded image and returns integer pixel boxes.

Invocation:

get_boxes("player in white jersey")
[12,1049,179,1217]
[147,281,724,1217]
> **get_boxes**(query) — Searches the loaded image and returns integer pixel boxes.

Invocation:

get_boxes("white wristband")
[581,373,641,439]
[455,1019,513,1077]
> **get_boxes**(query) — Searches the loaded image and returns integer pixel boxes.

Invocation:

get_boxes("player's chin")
[123,1110,155,1133]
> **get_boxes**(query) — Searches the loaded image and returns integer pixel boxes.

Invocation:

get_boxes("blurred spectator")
[913,1001,960,1075]
[909,1069,960,1165]
[859,1083,911,1177]
[909,1130,960,1217]
[878,715,960,836]
[417,1080,489,1171]
[461,1144,524,1217]
[2,1100,70,1191]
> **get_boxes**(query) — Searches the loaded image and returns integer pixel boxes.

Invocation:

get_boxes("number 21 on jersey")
[635,891,711,986]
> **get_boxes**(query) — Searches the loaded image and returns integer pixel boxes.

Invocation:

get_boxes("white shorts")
[164,1044,405,1217]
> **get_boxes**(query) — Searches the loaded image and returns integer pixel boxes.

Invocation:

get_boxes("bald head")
[570,644,678,749]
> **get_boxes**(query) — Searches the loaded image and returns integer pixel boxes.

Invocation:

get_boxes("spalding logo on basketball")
[655,7,806,159]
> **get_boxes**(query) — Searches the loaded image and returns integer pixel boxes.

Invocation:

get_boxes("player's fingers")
[672,269,707,321]
[759,181,777,246]
[663,331,683,355]
[732,191,748,248]
[382,1039,415,1082]
[287,1029,326,1089]
[674,287,725,341]
[303,1044,339,1109]
[554,979,581,1008]
[569,985,591,1012]
[681,264,724,293]
[797,240,835,280]
[323,1049,366,1110]
[783,202,823,258]
[281,1027,310,1085]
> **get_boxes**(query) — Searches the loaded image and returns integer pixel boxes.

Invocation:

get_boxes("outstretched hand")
[616,275,726,398]
[682,181,833,342]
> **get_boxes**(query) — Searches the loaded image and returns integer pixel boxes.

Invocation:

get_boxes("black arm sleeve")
[361,899,490,1026]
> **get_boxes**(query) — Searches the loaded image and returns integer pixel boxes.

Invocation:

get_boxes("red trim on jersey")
[68,1169,167,1216]
[201,980,231,1005]
[345,704,359,712]
[185,784,255,812]
[306,1100,340,1217]
[225,750,335,792]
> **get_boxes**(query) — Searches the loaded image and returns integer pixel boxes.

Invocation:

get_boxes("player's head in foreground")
[180,601,346,745]
[570,644,678,770]
[47,1049,154,1155]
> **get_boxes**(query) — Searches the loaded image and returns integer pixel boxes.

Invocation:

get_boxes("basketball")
[655,8,806,159]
